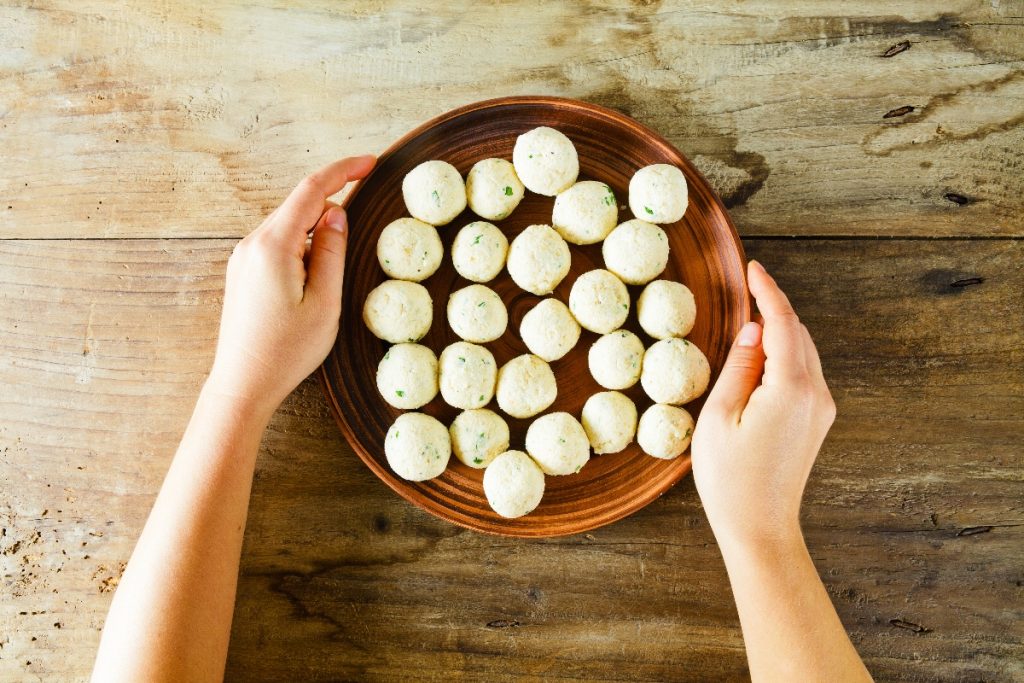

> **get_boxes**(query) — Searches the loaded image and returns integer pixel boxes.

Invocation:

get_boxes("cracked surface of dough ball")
[588,330,645,390]
[637,404,694,460]
[602,219,669,285]
[506,224,571,295]
[447,284,507,343]
[376,343,437,409]
[641,338,710,405]
[451,221,509,283]
[450,409,510,469]
[385,412,451,481]
[363,280,433,343]
[495,354,557,419]
[581,391,637,455]
[551,180,618,244]
[629,164,688,224]
[512,127,579,196]
[439,342,497,410]
[525,412,590,475]
[569,269,630,334]
[519,298,580,362]
[637,280,696,340]
[403,160,467,226]
[466,158,525,221]
[483,450,545,518]
[376,217,443,282]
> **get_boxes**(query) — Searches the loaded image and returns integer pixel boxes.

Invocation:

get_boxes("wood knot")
[883,105,915,119]
[487,619,520,629]
[949,277,984,289]
[943,192,970,206]
[882,41,911,58]
[890,618,930,633]
[956,525,992,536]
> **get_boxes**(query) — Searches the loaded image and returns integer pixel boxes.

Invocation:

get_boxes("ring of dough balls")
[602,219,669,285]
[385,412,451,481]
[496,354,557,419]
[638,280,696,340]
[637,404,694,460]
[569,269,630,334]
[363,280,433,344]
[552,181,618,245]
[519,298,580,362]
[439,342,497,410]
[451,221,509,283]
[466,158,525,221]
[376,217,444,282]
[376,343,438,409]
[403,159,467,226]
[447,284,507,343]
[506,224,571,295]
[641,338,711,405]
[512,126,579,196]
[525,412,590,476]
[588,330,645,390]
[483,450,545,518]
[450,409,510,469]
[629,164,688,224]
[581,391,637,455]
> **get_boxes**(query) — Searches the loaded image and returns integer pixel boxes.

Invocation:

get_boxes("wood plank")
[1,2,1022,240]
[1,237,1020,681]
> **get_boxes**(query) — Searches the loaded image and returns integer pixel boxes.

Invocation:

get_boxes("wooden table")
[2,3,1021,681]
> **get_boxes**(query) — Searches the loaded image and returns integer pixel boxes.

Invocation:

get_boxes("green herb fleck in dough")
[644,206,653,215]
[458,356,466,363]
[575,464,582,473]
[503,186,513,196]
[478,395,485,402]
[478,301,486,307]
[603,191,615,206]
[384,351,391,360]
[384,259,390,264]
[528,154,533,159]
[394,431,399,438]
[622,303,628,310]
[473,234,482,245]
[395,390,404,397]
[682,339,690,346]
[558,437,566,444]
[431,190,440,204]
[685,428,692,438]
[473,457,483,464]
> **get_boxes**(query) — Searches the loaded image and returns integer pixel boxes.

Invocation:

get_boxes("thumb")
[702,322,766,421]
[306,206,348,305]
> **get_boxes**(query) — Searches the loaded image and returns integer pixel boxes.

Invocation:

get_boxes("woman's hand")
[206,155,376,417]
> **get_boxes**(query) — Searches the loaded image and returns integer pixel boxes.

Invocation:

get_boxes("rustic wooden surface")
[1,2,1022,682]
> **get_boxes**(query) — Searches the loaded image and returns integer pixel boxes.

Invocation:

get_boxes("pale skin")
[92,158,871,683]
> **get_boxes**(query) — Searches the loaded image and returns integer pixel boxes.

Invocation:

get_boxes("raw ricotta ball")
[637,404,695,460]
[640,338,711,405]
[551,181,618,245]
[451,221,509,283]
[450,409,510,469]
[602,219,669,285]
[403,160,467,226]
[376,217,444,282]
[629,164,688,224]
[439,342,497,410]
[638,280,696,340]
[447,284,507,343]
[363,280,433,343]
[495,354,557,419]
[483,450,545,518]
[385,412,451,481]
[588,330,645,390]
[512,127,579,196]
[506,224,571,295]
[569,269,630,334]
[581,391,638,455]
[525,412,590,476]
[376,343,438,409]
[465,158,525,221]
[519,298,580,362]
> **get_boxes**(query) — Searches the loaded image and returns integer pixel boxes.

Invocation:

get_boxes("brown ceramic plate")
[321,96,748,537]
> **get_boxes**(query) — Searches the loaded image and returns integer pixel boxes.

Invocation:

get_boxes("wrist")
[199,374,279,427]
[711,516,806,560]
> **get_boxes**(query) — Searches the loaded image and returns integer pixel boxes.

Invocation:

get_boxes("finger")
[702,321,766,422]
[305,206,348,306]
[800,324,829,393]
[273,155,376,238]
[748,260,807,385]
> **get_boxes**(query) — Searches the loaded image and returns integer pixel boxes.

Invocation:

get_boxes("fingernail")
[736,321,761,347]
[749,259,766,275]
[326,207,347,233]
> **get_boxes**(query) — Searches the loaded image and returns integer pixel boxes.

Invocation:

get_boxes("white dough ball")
[403,160,467,226]
[512,127,579,196]
[385,412,451,481]
[602,219,669,285]
[551,181,618,245]
[450,409,510,469]
[637,404,695,460]
[629,164,689,224]
[581,391,638,455]
[376,217,444,282]
[637,280,696,340]
[447,284,507,343]
[519,298,580,362]
[495,354,557,419]
[640,338,711,405]
[483,450,545,518]
[506,224,571,295]
[525,412,590,476]
[439,342,497,410]
[465,158,525,221]
[376,343,438,409]
[363,280,433,343]
[568,269,630,334]
[451,221,509,283]
[588,330,645,390]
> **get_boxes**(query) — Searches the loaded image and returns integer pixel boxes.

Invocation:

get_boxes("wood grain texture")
[1,1,1022,239]
[1,238,1020,681]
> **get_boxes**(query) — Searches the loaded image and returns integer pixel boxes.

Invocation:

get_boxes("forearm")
[92,382,272,683]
